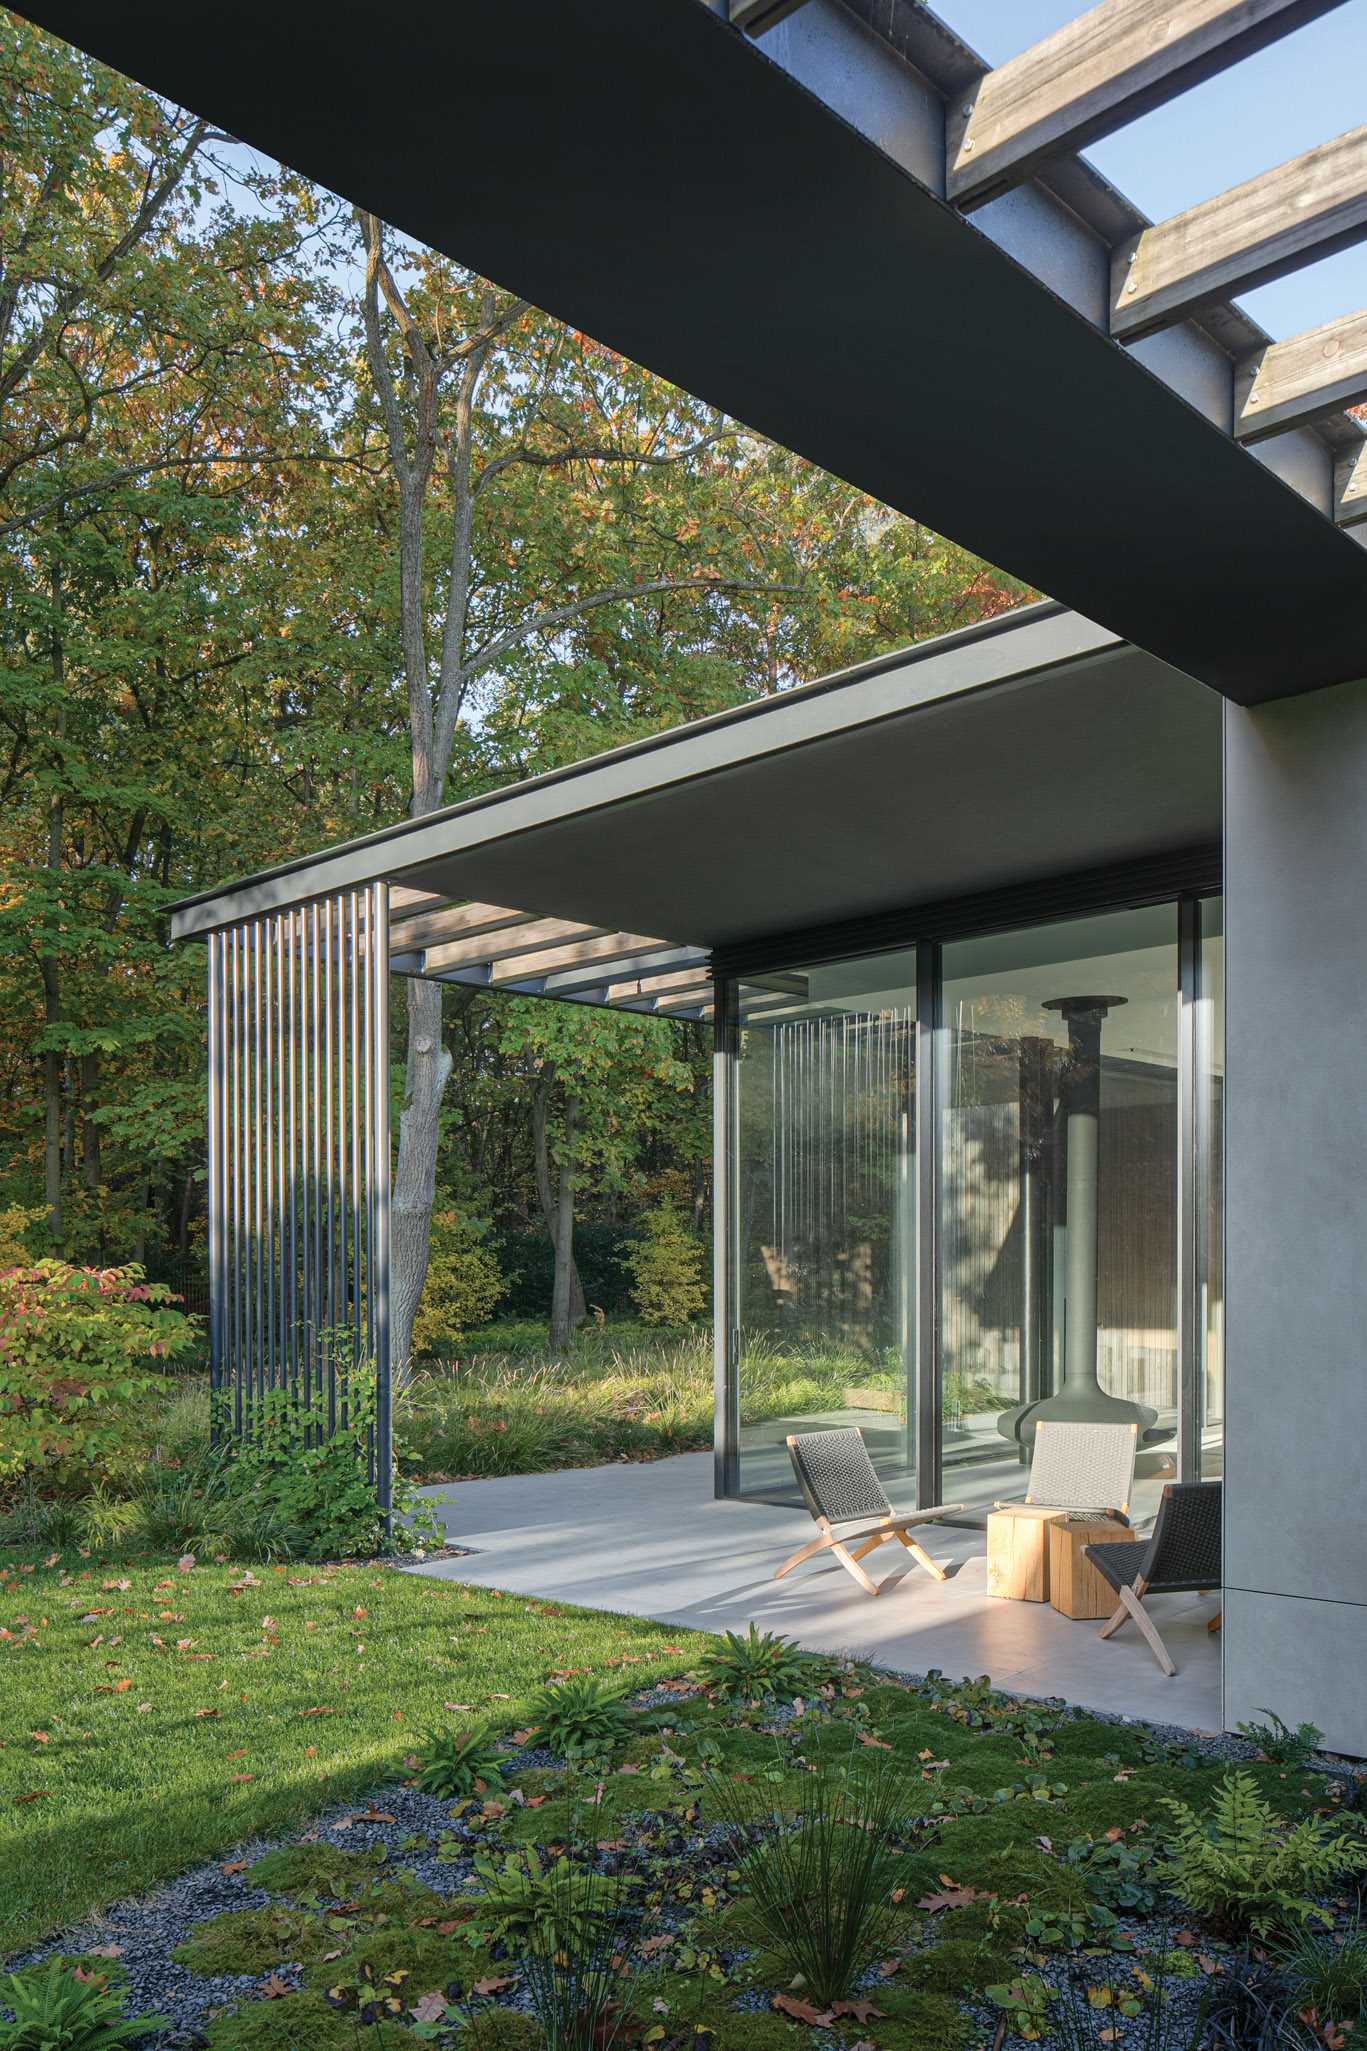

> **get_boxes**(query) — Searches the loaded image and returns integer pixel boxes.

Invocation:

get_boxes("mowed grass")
[0,1548,701,1955]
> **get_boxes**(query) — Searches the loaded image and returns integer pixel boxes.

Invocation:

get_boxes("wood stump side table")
[986,1504,1069,1601]
[1049,1516,1125,1620]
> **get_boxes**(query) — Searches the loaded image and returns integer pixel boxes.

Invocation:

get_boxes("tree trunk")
[80,1050,100,1191]
[533,1076,585,1342]
[390,977,452,1386]
[549,1091,581,1354]
[41,959,61,1238]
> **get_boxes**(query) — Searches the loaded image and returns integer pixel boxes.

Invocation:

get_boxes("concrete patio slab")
[410,1452,1222,1732]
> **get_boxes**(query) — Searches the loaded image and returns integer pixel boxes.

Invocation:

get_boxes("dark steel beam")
[17,0,1367,701]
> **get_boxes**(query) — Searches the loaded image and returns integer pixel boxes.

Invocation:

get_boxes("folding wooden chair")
[775,1427,964,1597]
[1085,1480,1222,1676]
[1019,1419,1138,1522]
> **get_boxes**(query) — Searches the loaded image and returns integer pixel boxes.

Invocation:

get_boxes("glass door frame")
[713,867,1222,1507]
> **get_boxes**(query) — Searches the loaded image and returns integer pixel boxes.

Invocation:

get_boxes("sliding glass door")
[731,954,917,1500]
[938,906,1181,1524]
[719,896,1223,1520]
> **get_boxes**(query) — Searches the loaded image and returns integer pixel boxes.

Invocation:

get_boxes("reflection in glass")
[734,955,916,1500]
[938,907,1181,1524]
[1197,900,1224,1477]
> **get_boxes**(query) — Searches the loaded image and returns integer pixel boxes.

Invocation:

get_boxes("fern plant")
[698,1624,821,1703]
[1162,1770,1367,1936]
[527,1676,634,1757]
[412,1725,506,1799]
[0,1959,166,2050]
[1237,1709,1325,1769]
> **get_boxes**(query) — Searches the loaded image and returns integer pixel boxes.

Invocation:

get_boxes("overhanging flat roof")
[15,0,1367,702]
[171,604,1223,993]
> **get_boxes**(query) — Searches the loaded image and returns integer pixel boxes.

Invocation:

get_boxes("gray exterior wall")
[1225,679,1367,1755]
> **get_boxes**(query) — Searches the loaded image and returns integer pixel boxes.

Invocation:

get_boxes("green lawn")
[0,1547,699,1954]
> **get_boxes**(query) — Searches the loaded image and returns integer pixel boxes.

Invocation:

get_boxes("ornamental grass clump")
[708,1747,921,2010]
[1162,1770,1367,1937]
[518,1859,644,2051]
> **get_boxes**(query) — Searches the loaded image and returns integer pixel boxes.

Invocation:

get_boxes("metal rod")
[323,894,335,1432]
[207,930,224,1432]
[230,926,243,1437]
[349,890,362,1431]
[264,915,276,1398]
[300,900,314,1433]
[287,906,298,1413]
[371,881,392,1519]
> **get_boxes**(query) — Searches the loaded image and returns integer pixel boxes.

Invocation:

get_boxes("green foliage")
[620,1204,706,1327]
[412,1212,507,1356]
[1062,1831,1159,1913]
[201,1991,409,2051]
[517,1858,645,2051]
[0,1262,196,1490]
[1277,1915,1367,2022]
[246,1842,387,1899]
[1237,1709,1325,1768]
[985,1971,1053,2041]
[0,1959,165,2050]
[1162,1770,1367,1936]
[698,1624,821,1703]
[1049,1955,1210,2051]
[527,1675,635,1758]
[209,1364,439,1561]
[707,1749,921,2008]
[0,1207,44,1268]
[173,1905,340,1977]
[412,1726,506,1800]
[468,1845,630,1949]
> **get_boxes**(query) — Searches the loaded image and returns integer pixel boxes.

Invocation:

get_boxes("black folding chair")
[1085,1480,1222,1676]
[776,1427,964,1597]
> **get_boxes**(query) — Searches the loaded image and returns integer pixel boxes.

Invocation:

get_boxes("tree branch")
[463,574,799,687]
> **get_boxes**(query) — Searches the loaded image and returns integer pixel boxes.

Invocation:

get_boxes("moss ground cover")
[7,1602,1364,2049]
[0,1549,698,1954]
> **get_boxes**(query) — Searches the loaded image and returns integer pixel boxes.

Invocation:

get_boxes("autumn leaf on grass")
[258,1973,291,1999]
[14,1791,47,1804]
[299,1705,334,1717]
[410,1992,449,2024]
[919,1885,980,1913]
[194,1708,221,1720]
[472,1976,515,1996]
[858,1731,892,1751]
[86,1943,123,1959]
[832,1999,887,2022]
[229,1773,256,1785]
[221,1860,247,1876]
[772,1993,833,2026]
[29,1731,50,1745]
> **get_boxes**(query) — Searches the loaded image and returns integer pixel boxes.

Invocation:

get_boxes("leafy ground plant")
[708,1744,922,2010]
[526,1675,635,1756]
[519,1860,646,2051]
[412,1726,506,1800]
[698,1623,821,1703]
[466,1846,631,1949]
[0,1958,165,2050]
[1277,1915,1367,2025]
[1236,1709,1326,1769]
[1162,1769,1367,1936]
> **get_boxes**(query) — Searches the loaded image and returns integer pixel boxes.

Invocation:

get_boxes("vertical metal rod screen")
[206,884,391,1512]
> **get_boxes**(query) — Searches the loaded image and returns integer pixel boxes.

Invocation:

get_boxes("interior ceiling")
[14,0,1367,703]
[394,645,1223,950]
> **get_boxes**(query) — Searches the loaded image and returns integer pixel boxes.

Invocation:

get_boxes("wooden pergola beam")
[1111,123,1367,341]
[543,946,709,999]
[949,0,1343,212]
[389,900,540,955]
[1234,308,1367,441]
[420,917,606,975]
[488,929,672,985]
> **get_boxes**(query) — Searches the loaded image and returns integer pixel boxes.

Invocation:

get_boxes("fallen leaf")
[177,1555,196,1573]
[858,1731,892,1751]
[195,1709,221,1720]
[832,1999,887,2022]
[258,1972,290,1999]
[772,1992,833,2025]
[410,1992,449,2024]
[919,1886,980,1913]
[112,1679,133,1693]
[14,1791,47,1804]
[29,1731,50,1745]
[221,1860,247,1876]
[229,1773,256,1784]
[86,1943,123,1958]
[472,1975,515,1996]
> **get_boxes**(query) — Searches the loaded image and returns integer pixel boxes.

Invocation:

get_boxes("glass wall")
[938,906,1181,1524]
[733,953,917,1499]
[721,894,1224,1524]
[1197,898,1224,1477]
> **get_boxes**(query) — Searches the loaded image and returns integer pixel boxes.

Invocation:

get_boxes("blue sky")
[946,0,1367,339]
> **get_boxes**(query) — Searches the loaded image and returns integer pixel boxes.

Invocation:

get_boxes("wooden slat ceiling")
[388,896,718,1017]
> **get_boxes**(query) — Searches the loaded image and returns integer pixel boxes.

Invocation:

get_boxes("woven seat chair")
[1085,1480,1222,1676]
[1019,1419,1138,1522]
[775,1427,964,1597]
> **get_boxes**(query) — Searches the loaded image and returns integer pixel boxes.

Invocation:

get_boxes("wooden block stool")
[986,1504,1068,1601]
[1049,1515,1126,1620]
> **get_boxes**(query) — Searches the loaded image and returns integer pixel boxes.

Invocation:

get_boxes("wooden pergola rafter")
[728,0,1367,524]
